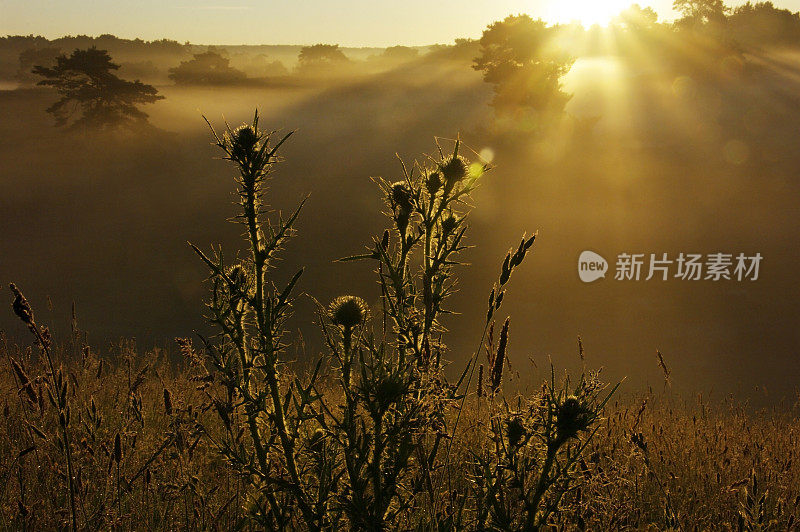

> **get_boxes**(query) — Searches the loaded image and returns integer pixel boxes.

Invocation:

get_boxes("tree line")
[15,0,800,131]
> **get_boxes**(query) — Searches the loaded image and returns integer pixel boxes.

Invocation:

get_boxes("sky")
[2,0,800,47]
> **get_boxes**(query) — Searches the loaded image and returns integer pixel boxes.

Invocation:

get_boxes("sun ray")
[545,0,637,27]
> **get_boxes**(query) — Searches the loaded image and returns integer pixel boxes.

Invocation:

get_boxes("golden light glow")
[545,0,633,27]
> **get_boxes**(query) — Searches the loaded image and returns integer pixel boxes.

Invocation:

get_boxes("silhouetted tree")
[728,2,800,46]
[381,45,419,61]
[674,0,728,26]
[296,44,350,74]
[33,47,163,129]
[473,15,574,124]
[614,4,660,31]
[168,49,247,85]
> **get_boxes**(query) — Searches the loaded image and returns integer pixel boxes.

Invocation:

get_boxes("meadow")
[2,11,800,530]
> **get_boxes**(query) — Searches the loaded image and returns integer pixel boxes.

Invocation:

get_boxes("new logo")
[578,251,608,283]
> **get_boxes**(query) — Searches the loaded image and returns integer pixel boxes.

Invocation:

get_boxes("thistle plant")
[311,139,493,527]
[190,112,325,529]
[470,365,618,530]
[189,114,615,530]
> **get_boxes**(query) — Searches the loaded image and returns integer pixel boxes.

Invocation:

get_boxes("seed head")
[328,296,369,328]
[114,432,122,463]
[9,284,34,327]
[490,318,510,393]
[163,389,173,416]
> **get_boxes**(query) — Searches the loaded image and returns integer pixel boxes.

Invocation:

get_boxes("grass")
[1,336,797,530]
[1,114,798,530]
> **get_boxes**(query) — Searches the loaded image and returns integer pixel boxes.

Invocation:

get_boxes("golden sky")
[2,0,799,46]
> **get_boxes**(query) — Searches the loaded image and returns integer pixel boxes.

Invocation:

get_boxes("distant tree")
[728,2,800,46]
[296,44,350,74]
[673,0,728,26]
[168,49,247,85]
[16,46,61,85]
[33,47,163,129]
[473,15,574,122]
[614,4,660,31]
[381,45,419,61]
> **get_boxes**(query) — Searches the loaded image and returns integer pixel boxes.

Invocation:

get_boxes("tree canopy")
[296,44,350,75]
[33,47,163,129]
[673,0,728,26]
[473,15,574,123]
[168,49,247,85]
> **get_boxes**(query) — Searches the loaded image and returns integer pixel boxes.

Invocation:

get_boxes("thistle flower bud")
[426,171,442,195]
[228,124,260,164]
[390,182,414,214]
[227,264,249,287]
[441,156,468,188]
[328,296,369,329]
[375,374,405,412]
[556,395,593,442]
[308,428,325,456]
[506,417,526,448]
[226,264,251,304]
[441,213,458,235]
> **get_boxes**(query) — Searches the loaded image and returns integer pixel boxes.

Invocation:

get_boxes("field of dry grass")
[1,334,797,530]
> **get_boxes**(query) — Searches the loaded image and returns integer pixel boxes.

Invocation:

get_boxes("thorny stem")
[242,172,317,529]
[372,413,384,523]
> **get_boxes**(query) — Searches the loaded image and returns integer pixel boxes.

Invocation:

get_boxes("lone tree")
[168,49,247,85]
[296,44,350,75]
[473,15,574,127]
[33,47,162,129]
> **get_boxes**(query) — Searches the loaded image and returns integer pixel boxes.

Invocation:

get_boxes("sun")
[545,0,634,27]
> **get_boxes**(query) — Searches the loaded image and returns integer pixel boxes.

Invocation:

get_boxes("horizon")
[5,0,800,47]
